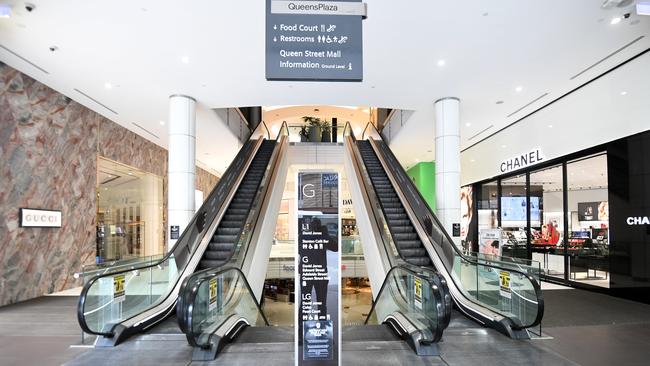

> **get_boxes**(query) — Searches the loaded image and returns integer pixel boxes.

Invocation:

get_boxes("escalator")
[344,123,544,342]
[77,122,289,346]
[199,140,276,269]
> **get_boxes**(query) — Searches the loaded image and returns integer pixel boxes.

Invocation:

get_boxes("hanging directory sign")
[297,172,340,365]
[266,0,365,81]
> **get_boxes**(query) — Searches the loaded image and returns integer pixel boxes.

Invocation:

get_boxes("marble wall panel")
[0,63,97,305]
[0,62,220,306]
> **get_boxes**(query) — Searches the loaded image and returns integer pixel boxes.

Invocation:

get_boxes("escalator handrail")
[262,120,271,140]
[364,264,447,343]
[363,122,544,329]
[278,120,290,138]
[179,266,269,348]
[77,123,270,336]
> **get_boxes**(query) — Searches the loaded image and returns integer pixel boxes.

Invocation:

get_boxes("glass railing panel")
[81,255,177,334]
[185,268,267,348]
[365,266,444,343]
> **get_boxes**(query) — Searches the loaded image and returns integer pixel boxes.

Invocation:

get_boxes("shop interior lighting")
[0,4,11,18]
[637,2,650,16]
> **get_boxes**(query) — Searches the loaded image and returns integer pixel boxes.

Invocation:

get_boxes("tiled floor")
[2,287,650,365]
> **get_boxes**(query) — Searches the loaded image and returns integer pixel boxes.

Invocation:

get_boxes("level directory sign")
[266,0,364,81]
[297,172,340,365]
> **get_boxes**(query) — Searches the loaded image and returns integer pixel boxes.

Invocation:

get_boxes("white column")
[434,97,461,247]
[168,94,196,250]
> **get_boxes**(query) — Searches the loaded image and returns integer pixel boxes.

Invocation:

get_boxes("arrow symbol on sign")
[273,37,277,42]
[273,24,277,30]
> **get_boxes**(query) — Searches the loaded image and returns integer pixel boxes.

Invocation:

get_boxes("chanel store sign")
[20,208,62,228]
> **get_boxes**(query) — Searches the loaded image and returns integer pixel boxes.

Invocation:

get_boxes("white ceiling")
[1,0,649,174]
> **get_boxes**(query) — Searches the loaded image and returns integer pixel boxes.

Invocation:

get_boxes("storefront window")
[500,174,528,260]
[96,157,164,262]
[567,153,609,288]
[476,180,498,253]
[529,165,564,278]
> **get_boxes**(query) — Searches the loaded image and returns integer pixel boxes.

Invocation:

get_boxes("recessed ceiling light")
[548,124,553,128]
[415,158,420,163]
[465,122,471,127]
[470,159,476,162]
[104,82,113,89]
[501,145,507,148]
[515,86,523,92]
[610,17,621,25]
[128,172,133,175]
[181,56,190,64]
[437,59,446,67]
[159,120,165,125]
[620,91,627,95]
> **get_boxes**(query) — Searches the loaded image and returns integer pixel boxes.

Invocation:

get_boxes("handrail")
[343,121,354,138]
[180,266,269,348]
[364,264,447,343]
[278,121,289,139]
[78,122,272,337]
[262,121,271,140]
[364,122,544,330]
[361,122,372,140]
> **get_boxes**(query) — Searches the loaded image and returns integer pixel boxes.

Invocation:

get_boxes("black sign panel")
[297,172,339,365]
[452,223,461,237]
[170,225,180,240]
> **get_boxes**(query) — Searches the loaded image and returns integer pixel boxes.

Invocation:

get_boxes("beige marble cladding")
[196,167,220,199]
[0,63,98,306]
[0,62,220,306]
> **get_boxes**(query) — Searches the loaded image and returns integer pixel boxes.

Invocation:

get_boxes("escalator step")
[388,219,410,226]
[383,207,404,214]
[229,203,250,209]
[405,257,431,266]
[220,221,242,228]
[390,226,413,233]
[400,248,427,257]
[212,234,238,243]
[228,208,249,215]
[208,243,233,252]
[200,259,226,269]
[224,214,246,221]
[386,213,408,220]
[396,240,422,249]
[381,202,402,209]
[217,227,241,235]
[393,232,417,240]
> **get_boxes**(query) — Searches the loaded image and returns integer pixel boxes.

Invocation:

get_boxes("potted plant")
[299,125,308,142]
[321,121,332,142]
[302,116,322,142]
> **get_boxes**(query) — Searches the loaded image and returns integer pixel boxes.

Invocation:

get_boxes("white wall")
[461,51,650,185]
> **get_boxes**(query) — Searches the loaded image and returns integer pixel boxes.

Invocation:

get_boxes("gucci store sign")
[20,208,61,228]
